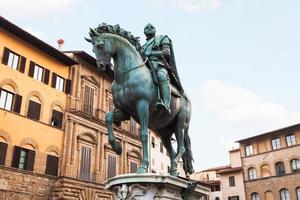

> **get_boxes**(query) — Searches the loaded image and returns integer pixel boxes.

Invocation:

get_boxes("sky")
[1,0,300,171]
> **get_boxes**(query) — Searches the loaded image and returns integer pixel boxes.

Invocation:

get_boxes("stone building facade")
[54,51,142,199]
[237,123,300,200]
[0,16,76,199]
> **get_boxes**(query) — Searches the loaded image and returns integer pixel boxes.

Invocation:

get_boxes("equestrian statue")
[86,23,194,177]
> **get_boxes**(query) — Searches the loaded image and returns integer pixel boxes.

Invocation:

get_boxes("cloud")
[0,0,87,18]
[145,0,222,13]
[191,79,300,126]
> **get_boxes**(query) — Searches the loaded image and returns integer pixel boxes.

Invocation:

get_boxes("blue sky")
[2,0,300,170]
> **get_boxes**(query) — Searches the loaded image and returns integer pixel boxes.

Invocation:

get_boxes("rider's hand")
[144,51,151,57]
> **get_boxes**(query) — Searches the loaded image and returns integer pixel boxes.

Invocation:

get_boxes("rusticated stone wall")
[0,166,56,200]
[53,176,113,200]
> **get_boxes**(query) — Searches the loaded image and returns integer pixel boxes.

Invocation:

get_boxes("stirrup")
[156,101,171,115]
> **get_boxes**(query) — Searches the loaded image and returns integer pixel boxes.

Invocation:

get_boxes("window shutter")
[45,155,59,176]
[13,94,22,114]
[2,47,10,65]
[27,100,41,120]
[107,155,116,179]
[11,146,21,168]
[51,73,57,88]
[43,68,50,85]
[0,142,8,166]
[130,162,137,173]
[18,56,26,73]
[26,149,35,171]
[65,79,72,94]
[28,61,35,77]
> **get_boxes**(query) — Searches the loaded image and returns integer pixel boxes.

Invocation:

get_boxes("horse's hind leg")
[174,110,187,162]
[160,133,178,176]
[136,99,150,174]
[105,108,129,155]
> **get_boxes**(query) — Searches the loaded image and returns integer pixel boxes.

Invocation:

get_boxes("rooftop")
[0,16,77,66]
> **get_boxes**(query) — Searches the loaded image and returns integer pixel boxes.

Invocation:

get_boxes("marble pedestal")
[105,173,210,200]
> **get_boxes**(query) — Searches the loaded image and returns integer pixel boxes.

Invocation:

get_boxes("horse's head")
[85,28,114,72]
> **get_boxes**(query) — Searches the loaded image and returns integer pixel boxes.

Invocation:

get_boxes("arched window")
[215,197,220,200]
[291,159,300,172]
[51,105,63,128]
[27,95,41,121]
[296,187,300,200]
[275,162,285,176]
[248,167,257,180]
[280,188,290,200]
[251,192,260,200]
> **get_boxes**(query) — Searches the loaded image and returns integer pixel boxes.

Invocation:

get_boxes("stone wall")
[0,166,56,200]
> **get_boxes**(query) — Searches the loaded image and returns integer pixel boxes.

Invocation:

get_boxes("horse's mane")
[93,23,142,52]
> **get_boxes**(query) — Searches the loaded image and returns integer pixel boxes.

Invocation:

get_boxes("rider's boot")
[156,81,171,115]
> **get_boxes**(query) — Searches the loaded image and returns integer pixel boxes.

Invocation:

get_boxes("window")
[0,142,8,166]
[79,146,91,181]
[275,162,285,176]
[248,167,257,180]
[251,192,260,200]
[130,118,137,135]
[0,88,22,113]
[280,188,290,200]
[151,136,155,148]
[83,85,95,115]
[130,161,137,173]
[286,135,296,147]
[107,154,116,179]
[28,61,50,84]
[160,142,164,153]
[213,185,220,192]
[0,89,14,111]
[245,145,253,156]
[229,176,235,187]
[51,109,63,128]
[45,154,59,176]
[7,51,19,70]
[11,146,35,171]
[108,97,114,111]
[228,196,239,200]
[2,47,26,73]
[27,100,41,121]
[272,138,281,150]
[291,159,300,172]
[51,73,67,92]
[296,187,300,200]
[56,76,65,92]
[215,198,220,200]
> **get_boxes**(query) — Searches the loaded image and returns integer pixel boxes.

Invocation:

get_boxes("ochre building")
[237,123,300,200]
[0,16,75,199]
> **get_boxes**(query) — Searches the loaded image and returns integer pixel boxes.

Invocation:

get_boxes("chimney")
[57,39,65,50]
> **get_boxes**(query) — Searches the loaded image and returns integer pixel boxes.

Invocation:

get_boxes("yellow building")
[0,16,76,199]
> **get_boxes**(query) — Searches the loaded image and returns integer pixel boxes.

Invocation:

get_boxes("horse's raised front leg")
[136,99,149,174]
[105,108,129,155]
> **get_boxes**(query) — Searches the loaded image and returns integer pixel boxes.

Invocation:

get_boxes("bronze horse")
[86,24,193,176]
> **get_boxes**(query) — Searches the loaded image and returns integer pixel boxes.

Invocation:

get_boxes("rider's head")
[144,23,156,39]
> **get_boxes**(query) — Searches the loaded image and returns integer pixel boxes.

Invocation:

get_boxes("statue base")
[105,173,210,200]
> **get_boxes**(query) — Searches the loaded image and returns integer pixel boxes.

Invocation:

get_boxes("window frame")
[280,188,290,200]
[286,134,296,147]
[245,145,253,156]
[272,138,281,150]
[79,145,92,181]
[291,159,300,172]
[296,187,300,200]
[0,89,14,111]
[275,162,286,176]
[7,51,20,70]
[107,153,117,179]
[228,176,235,187]
[251,192,260,200]
[55,75,65,92]
[248,167,257,180]
[33,64,44,82]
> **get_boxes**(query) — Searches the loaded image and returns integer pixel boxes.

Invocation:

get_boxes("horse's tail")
[182,127,194,176]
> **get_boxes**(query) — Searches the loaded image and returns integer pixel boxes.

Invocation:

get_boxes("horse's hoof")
[136,166,148,174]
[170,170,179,177]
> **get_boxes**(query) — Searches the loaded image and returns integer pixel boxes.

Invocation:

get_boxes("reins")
[121,57,148,75]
